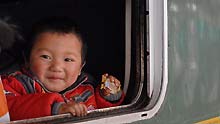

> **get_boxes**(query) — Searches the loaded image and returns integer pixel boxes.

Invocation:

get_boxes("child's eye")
[64,58,74,62]
[40,55,51,60]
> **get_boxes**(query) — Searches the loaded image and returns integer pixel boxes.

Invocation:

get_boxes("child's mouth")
[47,77,63,80]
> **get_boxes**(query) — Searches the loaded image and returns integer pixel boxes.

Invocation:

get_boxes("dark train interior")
[0,0,125,82]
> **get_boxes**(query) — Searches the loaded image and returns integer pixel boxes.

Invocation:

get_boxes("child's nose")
[49,59,63,72]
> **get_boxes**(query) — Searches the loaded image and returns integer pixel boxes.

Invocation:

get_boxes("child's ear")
[79,61,86,75]
[82,61,86,68]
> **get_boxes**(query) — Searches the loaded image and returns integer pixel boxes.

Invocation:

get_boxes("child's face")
[29,32,84,92]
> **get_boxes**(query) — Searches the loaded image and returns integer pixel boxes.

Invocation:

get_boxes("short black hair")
[25,16,87,64]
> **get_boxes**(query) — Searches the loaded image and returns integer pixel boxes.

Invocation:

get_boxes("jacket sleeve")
[7,93,64,121]
[2,75,64,121]
[95,85,125,108]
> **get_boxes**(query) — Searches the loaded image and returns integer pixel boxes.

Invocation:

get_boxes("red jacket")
[2,70,124,121]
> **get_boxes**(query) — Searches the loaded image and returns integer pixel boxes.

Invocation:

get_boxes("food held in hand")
[100,75,121,96]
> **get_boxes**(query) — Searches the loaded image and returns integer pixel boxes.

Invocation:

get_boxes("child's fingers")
[102,87,111,96]
[114,79,121,87]
[74,104,81,116]
[78,103,87,116]
[74,103,87,117]
[108,75,121,88]
[109,76,120,83]
[81,104,88,116]
[59,102,77,116]
[59,102,87,117]
[108,75,115,82]
[68,107,76,116]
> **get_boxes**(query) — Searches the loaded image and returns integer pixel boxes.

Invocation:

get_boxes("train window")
[0,0,168,123]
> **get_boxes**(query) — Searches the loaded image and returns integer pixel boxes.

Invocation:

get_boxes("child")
[1,16,124,121]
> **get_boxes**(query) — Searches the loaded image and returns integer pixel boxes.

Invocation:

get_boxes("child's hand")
[100,73,121,96]
[58,101,87,117]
